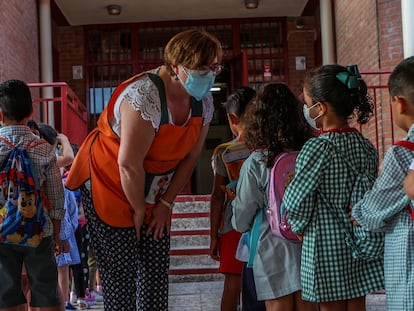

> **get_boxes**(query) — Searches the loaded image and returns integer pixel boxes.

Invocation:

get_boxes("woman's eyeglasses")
[185,63,224,76]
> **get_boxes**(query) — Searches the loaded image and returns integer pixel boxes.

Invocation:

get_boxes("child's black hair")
[388,56,414,103]
[222,86,256,117]
[304,64,373,124]
[38,123,58,145]
[27,119,40,134]
[65,143,79,171]
[242,83,314,168]
[0,80,32,122]
[70,143,79,156]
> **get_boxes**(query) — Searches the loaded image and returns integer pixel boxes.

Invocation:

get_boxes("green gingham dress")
[282,130,384,302]
[352,124,414,311]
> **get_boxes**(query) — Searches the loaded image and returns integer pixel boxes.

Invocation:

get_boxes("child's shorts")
[241,263,266,311]
[0,236,61,308]
[218,229,243,274]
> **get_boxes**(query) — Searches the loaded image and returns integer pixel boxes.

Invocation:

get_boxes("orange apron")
[66,72,203,227]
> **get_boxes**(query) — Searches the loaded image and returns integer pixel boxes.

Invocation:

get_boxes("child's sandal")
[77,299,90,310]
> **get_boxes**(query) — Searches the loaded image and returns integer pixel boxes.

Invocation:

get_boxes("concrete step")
[169,273,224,283]
[171,217,210,231]
[169,197,217,282]
[170,253,217,267]
[170,235,210,249]
[172,198,210,213]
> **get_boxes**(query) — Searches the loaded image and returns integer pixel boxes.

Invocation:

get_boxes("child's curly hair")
[242,83,314,168]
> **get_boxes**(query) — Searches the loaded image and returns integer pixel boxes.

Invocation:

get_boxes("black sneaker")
[65,302,77,310]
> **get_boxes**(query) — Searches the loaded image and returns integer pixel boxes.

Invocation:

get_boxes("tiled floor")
[88,281,387,311]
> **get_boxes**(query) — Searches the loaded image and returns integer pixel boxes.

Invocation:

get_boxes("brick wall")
[0,0,39,84]
[56,26,86,104]
[335,0,380,70]
[334,0,404,159]
[376,0,405,154]
[286,16,318,96]
[377,0,403,70]
[0,0,40,120]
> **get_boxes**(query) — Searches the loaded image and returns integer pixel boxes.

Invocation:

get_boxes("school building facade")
[0,0,413,194]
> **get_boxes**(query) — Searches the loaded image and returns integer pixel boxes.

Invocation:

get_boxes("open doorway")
[192,52,249,194]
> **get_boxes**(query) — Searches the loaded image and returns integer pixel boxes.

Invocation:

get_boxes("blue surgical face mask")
[303,103,321,130]
[178,67,216,101]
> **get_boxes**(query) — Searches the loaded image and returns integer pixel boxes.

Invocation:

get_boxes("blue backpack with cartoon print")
[0,137,48,247]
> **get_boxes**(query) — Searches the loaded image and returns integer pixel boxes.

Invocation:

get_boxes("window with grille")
[240,20,286,90]
[85,18,287,129]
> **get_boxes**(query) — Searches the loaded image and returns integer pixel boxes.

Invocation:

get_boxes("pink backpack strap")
[268,158,277,207]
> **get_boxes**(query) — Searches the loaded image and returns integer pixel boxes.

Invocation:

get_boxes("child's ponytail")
[304,64,374,125]
[336,65,373,124]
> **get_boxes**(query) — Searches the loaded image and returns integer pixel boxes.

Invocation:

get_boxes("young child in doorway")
[352,56,414,311]
[283,64,384,311]
[210,86,256,311]
[232,83,317,311]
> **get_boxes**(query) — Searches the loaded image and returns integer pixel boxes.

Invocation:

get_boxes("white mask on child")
[303,103,322,130]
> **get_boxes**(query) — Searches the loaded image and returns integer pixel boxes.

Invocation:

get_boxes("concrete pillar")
[320,0,336,64]
[402,0,414,58]
[39,0,55,126]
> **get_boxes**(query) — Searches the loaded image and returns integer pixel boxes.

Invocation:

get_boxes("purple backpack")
[266,151,301,242]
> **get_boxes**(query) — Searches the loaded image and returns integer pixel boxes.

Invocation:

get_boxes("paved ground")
[85,281,387,311]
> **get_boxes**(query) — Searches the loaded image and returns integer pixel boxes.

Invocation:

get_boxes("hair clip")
[336,65,361,89]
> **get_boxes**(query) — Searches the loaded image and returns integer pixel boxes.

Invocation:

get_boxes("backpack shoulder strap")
[0,136,48,151]
[394,140,414,151]
[0,136,14,149]
[212,141,234,159]
[25,138,49,150]
[220,141,250,182]
[247,208,263,268]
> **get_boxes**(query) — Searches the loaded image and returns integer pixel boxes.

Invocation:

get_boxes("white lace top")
[111,67,214,136]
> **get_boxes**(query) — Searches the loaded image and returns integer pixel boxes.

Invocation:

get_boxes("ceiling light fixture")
[244,0,259,9]
[106,4,122,16]
[296,17,305,29]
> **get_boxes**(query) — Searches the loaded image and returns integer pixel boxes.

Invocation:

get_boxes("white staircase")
[169,196,223,283]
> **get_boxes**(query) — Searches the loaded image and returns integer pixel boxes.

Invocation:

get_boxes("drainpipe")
[39,0,55,127]
[402,0,414,58]
[320,0,336,64]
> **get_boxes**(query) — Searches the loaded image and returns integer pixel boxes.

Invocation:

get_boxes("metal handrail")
[28,82,88,146]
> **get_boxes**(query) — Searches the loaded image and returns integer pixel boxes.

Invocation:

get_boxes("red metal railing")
[360,70,402,160]
[28,82,88,146]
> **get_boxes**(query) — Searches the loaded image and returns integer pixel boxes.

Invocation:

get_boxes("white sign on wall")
[295,56,306,70]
